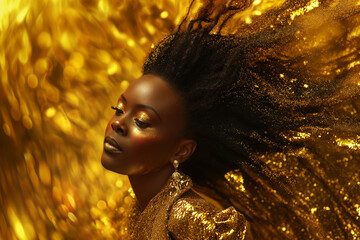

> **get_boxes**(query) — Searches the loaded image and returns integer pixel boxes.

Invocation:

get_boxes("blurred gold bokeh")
[0,0,191,239]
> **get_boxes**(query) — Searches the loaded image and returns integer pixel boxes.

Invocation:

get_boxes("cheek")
[130,130,174,155]
[132,133,167,148]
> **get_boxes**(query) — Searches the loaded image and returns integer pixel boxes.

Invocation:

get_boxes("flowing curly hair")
[143,0,360,238]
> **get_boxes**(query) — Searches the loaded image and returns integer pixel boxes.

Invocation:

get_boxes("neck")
[128,163,173,212]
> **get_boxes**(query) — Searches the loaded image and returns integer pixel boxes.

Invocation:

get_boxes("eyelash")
[111,106,151,129]
[111,106,123,116]
[134,119,151,128]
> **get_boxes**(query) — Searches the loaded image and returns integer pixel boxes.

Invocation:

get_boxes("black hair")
[144,0,359,180]
[143,0,360,238]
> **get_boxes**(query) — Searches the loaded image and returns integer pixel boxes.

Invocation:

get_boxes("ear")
[172,139,197,164]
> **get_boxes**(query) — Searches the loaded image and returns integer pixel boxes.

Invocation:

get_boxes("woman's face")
[101,74,187,176]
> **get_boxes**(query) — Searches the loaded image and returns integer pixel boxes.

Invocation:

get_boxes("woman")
[101,0,360,239]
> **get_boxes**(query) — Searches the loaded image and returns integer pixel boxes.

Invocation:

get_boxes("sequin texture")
[128,172,247,239]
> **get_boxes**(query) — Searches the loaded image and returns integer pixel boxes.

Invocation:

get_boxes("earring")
[172,160,181,181]
[171,160,182,191]
[169,160,190,195]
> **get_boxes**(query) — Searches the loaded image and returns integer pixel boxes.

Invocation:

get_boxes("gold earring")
[172,160,180,180]
[171,160,182,192]
[170,160,190,195]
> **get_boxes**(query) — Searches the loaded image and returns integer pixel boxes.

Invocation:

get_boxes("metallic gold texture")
[128,172,247,239]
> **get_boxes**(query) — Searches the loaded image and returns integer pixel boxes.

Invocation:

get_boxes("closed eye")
[111,106,124,116]
[134,118,151,128]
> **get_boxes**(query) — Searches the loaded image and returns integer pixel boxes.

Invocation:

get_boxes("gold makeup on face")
[135,111,151,123]
[117,102,125,111]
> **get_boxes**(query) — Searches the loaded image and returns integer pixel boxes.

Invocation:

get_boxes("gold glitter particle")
[254,10,262,15]
[27,74,38,88]
[107,62,120,75]
[225,170,246,192]
[355,204,360,217]
[67,212,77,223]
[69,52,84,69]
[290,0,320,20]
[3,123,11,136]
[37,32,52,49]
[108,199,116,210]
[160,11,169,19]
[120,80,130,90]
[97,200,107,210]
[116,179,123,188]
[14,220,26,239]
[146,23,156,35]
[34,58,48,74]
[348,60,360,70]
[45,107,56,118]
[16,6,28,23]
[22,115,32,129]
[253,0,262,5]
[39,161,51,186]
[336,137,360,150]
[127,39,135,47]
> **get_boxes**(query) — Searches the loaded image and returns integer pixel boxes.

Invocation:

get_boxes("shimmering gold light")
[348,60,360,70]
[160,11,169,19]
[45,107,56,118]
[37,32,52,49]
[1,0,360,239]
[68,212,77,223]
[311,208,317,214]
[290,0,320,20]
[3,123,11,136]
[1,0,195,237]
[336,137,360,150]
[225,170,246,192]
[355,204,360,217]
[22,115,33,129]
[35,58,49,74]
[27,74,38,88]
[39,161,51,186]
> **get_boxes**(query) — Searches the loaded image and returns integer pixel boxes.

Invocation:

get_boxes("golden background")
[1,0,359,239]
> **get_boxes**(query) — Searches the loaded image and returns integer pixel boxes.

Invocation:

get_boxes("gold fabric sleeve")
[168,191,247,240]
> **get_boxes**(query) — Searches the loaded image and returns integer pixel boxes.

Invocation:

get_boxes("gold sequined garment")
[127,172,247,240]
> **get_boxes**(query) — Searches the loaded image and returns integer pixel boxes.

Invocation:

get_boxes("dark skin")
[101,74,197,211]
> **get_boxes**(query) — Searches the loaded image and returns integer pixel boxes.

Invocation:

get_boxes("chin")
[101,152,133,177]
[101,152,121,173]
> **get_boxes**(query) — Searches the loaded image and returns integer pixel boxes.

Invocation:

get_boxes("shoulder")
[168,190,248,240]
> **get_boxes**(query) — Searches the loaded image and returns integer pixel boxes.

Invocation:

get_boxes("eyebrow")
[120,94,162,120]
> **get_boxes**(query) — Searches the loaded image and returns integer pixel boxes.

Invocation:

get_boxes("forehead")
[122,74,185,127]
[125,75,176,103]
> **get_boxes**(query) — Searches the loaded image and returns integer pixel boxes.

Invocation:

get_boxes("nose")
[111,120,127,135]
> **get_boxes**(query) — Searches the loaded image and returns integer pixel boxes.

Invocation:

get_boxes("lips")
[104,136,123,153]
